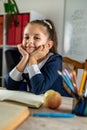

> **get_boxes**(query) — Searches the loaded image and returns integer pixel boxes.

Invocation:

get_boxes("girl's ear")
[47,40,53,49]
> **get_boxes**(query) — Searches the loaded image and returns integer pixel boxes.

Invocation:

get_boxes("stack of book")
[0,89,43,129]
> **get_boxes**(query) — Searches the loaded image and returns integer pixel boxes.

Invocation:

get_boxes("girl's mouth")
[26,46,35,49]
[25,46,36,53]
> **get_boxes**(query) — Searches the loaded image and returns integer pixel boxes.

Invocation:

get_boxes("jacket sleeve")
[4,74,27,91]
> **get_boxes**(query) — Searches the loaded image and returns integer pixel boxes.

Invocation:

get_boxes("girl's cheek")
[35,43,40,48]
[35,42,45,48]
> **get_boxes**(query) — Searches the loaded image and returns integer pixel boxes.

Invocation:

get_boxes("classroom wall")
[0,0,65,54]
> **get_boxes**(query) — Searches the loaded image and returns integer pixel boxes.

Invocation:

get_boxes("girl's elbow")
[4,78,10,89]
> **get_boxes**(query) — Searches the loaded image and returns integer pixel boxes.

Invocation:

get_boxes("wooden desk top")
[17,97,87,130]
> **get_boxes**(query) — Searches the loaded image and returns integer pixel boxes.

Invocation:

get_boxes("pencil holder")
[72,96,87,116]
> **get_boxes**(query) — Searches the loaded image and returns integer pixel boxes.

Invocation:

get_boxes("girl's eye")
[34,37,40,40]
[24,36,29,40]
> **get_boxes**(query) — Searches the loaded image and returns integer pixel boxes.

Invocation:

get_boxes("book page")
[0,90,43,108]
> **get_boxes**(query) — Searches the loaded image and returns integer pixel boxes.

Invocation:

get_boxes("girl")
[4,19,70,96]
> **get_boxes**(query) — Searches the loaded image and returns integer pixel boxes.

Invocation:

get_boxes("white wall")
[0,0,65,54]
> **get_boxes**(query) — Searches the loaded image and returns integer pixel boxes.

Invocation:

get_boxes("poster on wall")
[63,0,87,62]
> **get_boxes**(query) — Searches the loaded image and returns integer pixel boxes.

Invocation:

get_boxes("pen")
[33,112,76,118]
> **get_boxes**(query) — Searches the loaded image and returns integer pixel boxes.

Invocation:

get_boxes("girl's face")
[22,23,51,54]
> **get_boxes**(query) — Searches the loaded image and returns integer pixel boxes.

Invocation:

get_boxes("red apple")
[43,90,62,109]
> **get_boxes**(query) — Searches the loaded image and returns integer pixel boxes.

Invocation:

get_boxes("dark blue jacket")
[4,54,70,96]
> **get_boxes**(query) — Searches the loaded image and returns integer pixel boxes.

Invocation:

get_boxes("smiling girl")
[4,19,70,96]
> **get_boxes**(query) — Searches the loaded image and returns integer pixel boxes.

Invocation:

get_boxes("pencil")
[63,69,71,80]
[58,71,74,92]
[78,71,87,95]
[58,71,80,99]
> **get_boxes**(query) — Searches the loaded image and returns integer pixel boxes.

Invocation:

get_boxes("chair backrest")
[63,57,87,75]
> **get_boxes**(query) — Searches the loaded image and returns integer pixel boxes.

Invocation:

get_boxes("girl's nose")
[26,37,33,46]
[29,36,33,42]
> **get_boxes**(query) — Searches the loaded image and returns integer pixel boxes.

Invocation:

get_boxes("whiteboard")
[63,0,87,62]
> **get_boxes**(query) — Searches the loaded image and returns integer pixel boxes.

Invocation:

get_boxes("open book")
[0,90,43,108]
[0,102,30,130]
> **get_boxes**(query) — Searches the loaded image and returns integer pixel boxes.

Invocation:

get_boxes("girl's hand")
[17,44,29,58]
[29,44,49,64]
[16,44,29,72]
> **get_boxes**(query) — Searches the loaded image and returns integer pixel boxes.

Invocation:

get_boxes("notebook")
[0,89,43,108]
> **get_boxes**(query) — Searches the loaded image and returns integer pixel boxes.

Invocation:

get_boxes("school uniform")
[4,53,70,97]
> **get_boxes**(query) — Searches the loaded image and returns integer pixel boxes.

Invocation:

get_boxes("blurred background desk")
[17,97,87,130]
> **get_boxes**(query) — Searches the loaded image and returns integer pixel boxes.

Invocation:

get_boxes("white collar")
[38,52,53,69]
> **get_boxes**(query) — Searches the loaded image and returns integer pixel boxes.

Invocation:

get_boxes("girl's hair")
[29,19,58,53]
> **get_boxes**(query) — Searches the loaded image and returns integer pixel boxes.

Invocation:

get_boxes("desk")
[17,97,87,130]
[0,87,87,130]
